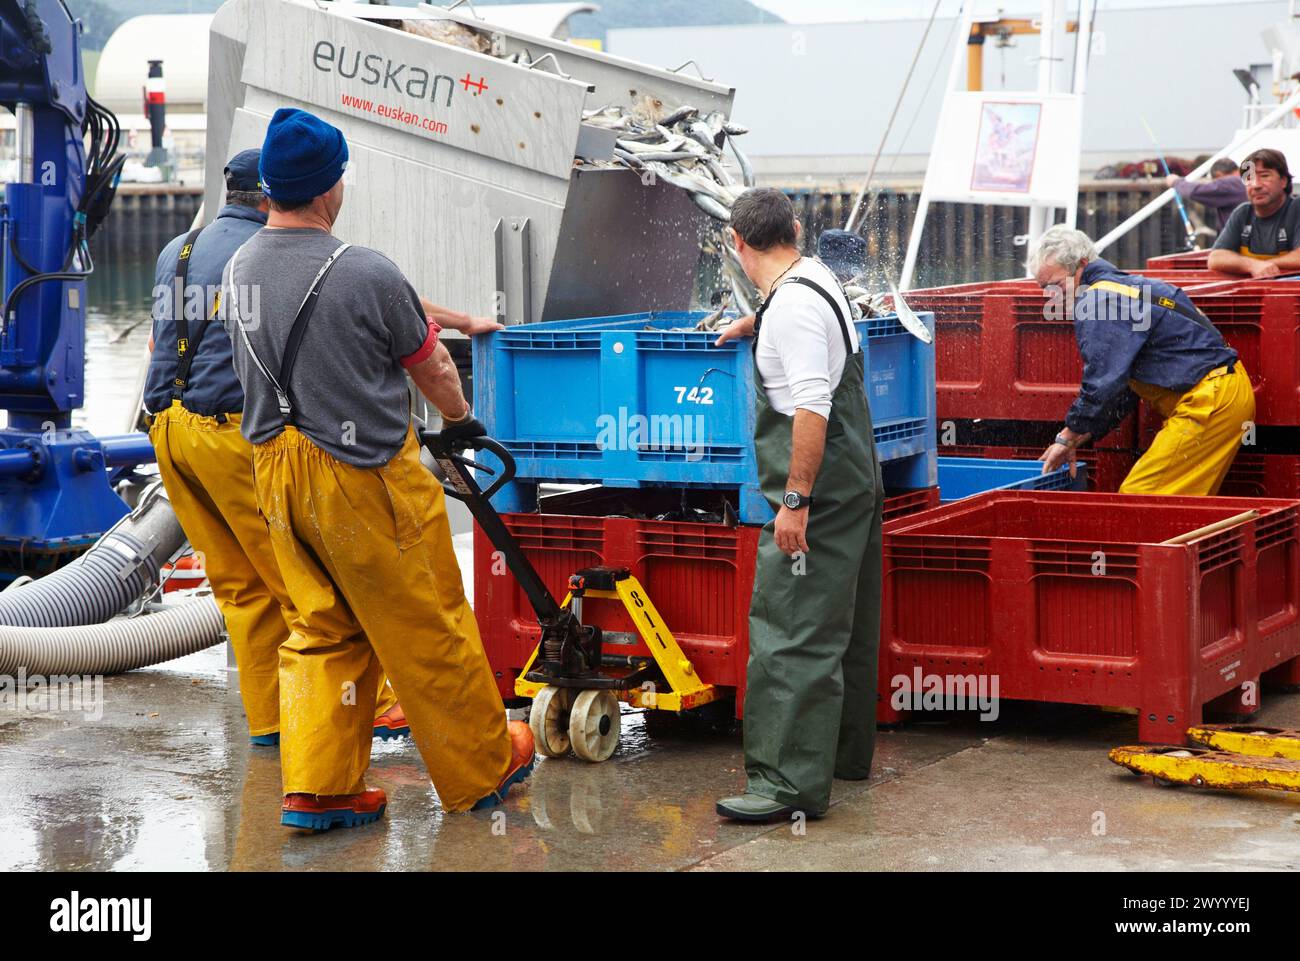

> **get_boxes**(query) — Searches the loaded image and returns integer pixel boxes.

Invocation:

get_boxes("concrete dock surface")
[2,639,1297,872]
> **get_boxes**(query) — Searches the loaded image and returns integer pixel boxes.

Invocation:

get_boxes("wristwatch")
[1053,432,1078,449]
[783,491,811,510]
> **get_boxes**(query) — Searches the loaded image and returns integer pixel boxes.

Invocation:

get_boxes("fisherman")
[817,228,868,285]
[222,108,533,830]
[1165,157,1248,235]
[145,148,411,748]
[712,188,882,823]
[1034,226,1253,495]
[1208,148,1300,277]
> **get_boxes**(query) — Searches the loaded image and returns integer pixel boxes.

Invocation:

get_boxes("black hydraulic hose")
[1,268,91,334]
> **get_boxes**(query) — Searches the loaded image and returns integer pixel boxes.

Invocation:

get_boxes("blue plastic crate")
[936,456,1088,503]
[474,309,937,522]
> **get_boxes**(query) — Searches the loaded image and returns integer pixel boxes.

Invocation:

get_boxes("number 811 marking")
[673,386,714,405]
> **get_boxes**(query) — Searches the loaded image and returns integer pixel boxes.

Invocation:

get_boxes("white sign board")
[923,92,1083,208]
[1227,128,1300,185]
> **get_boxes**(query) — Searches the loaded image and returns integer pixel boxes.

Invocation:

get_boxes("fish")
[691,192,732,222]
[659,105,699,127]
[584,102,759,313]
[695,291,733,331]
[887,280,933,344]
[683,119,724,154]
[727,136,755,187]
[617,136,693,155]
[613,148,645,168]
[634,151,703,164]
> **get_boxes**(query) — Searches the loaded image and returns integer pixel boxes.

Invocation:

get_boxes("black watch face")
[784,492,802,509]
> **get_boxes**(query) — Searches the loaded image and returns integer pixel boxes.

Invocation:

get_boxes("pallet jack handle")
[419,430,567,624]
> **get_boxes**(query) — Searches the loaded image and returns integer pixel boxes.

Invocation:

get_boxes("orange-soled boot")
[374,703,410,741]
[281,788,387,831]
[471,721,536,811]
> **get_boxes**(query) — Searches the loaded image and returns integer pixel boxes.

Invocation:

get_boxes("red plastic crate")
[915,286,1142,440]
[920,279,1300,430]
[1147,247,1300,282]
[877,491,1300,742]
[942,444,1137,493]
[1146,250,1211,271]
[883,486,941,522]
[474,514,759,718]
[1186,287,1300,426]
[1135,269,1248,287]
[1218,453,1300,498]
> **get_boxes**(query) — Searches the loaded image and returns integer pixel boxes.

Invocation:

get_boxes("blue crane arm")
[0,0,102,426]
[0,2,145,557]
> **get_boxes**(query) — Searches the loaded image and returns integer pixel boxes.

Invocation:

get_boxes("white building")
[609,0,1292,186]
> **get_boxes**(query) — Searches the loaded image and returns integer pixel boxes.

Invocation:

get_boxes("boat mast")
[900,0,1095,289]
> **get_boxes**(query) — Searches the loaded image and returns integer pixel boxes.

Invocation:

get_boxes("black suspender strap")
[232,242,351,426]
[171,226,210,401]
[756,275,856,356]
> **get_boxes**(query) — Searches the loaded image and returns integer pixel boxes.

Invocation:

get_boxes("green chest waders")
[744,275,885,814]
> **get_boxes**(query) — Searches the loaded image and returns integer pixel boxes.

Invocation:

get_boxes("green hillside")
[65,0,781,49]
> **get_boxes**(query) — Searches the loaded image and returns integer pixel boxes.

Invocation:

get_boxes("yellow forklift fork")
[1186,724,1300,760]
[1109,744,1300,793]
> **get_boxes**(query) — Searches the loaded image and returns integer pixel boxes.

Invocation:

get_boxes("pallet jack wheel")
[568,689,621,762]
[530,685,573,758]
[1152,748,1193,788]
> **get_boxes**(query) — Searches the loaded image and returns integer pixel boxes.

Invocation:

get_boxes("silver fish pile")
[583,100,759,315]
[400,19,493,54]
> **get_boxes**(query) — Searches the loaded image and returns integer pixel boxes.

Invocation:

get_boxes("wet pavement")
[2,641,1298,871]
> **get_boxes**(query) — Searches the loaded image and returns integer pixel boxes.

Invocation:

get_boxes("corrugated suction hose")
[0,596,224,676]
[0,486,186,628]
[0,485,227,674]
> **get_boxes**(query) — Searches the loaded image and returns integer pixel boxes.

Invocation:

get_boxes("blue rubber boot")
[281,788,387,831]
[373,705,411,742]
[472,721,536,811]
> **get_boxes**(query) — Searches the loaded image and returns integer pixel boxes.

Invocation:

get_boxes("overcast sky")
[749,0,1244,22]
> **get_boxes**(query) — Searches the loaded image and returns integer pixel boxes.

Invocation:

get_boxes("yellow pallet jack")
[422,431,718,764]
[1109,725,1300,793]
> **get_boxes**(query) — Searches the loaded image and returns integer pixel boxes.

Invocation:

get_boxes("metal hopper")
[204,0,738,330]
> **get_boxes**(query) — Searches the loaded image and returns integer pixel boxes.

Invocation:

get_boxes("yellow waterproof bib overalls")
[149,227,396,737]
[1086,280,1256,496]
[232,243,510,809]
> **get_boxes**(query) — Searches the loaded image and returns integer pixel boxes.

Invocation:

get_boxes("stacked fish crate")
[475,309,939,522]
[879,490,1300,742]
[873,250,1300,740]
[471,308,938,716]
[906,251,1278,491]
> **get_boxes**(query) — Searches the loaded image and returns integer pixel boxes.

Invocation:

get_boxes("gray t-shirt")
[220,228,430,468]
[1213,197,1300,257]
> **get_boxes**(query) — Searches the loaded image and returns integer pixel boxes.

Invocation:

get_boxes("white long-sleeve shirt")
[754,258,859,419]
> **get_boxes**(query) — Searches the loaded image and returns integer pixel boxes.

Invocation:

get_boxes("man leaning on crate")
[1034,226,1254,495]
[1207,147,1300,278]
[712,188,883,823]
